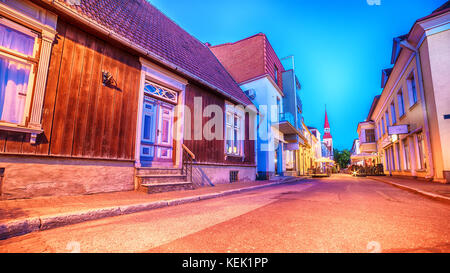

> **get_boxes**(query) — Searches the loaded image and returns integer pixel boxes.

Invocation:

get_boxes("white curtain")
[0,55,31,124]
[0,22,34,124]
[0,23,35,56]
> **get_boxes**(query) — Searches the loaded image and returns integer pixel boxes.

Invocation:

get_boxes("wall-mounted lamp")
[102,70,116,86]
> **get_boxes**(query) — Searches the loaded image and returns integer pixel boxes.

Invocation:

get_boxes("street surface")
[0,174,449,253]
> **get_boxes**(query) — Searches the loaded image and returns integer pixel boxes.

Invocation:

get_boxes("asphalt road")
[1,174,449,253]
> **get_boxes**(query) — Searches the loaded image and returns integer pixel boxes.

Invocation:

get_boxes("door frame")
[135,58,187,168]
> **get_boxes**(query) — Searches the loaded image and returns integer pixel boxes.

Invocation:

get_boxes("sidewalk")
[0,176,306,240]
[369,176,450,203]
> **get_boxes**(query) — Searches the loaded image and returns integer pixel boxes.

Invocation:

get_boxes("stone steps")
[136,167,194,194]
[136,167,183,176]
[139,182,195,194]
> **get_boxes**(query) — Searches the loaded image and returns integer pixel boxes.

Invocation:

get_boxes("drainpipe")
[400,40,435,180]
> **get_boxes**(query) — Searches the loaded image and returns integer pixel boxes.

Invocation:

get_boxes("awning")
[315,157,335,163]
[350,153,377,160]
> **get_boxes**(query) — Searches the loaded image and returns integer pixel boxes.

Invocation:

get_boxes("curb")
[369,177,450,204]
[0,177,306,240]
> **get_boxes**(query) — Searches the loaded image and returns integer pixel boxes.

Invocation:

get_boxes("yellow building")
[367,5,449,183]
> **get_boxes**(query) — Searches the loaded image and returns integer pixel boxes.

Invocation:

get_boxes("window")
[390,103,397,125]
[385,111,390,128]
[276,97,281,120]
[397,89,405,117]
[0,1,56,143]
[0,18,39,125]
[384,149,389,171]
[395,143,401,171]
[365,129,375,143]
[390,147,395,171]
[274,65,278,83]
[144,81,178,104]
[381,118,385,135]
[407,73,418,107]
[403,141,410,170]
[225,105,244,156]
[378,122,382,139]
[417,134,426,170]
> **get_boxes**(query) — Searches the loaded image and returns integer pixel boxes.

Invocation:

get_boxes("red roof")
[210,33,285,91]
[54,0,252,106]
[323,109,332,139]
[324,110,330,129]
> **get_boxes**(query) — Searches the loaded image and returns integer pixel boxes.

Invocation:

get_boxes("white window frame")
[406,71,418,107]
[397,88,405,117]
[0,1,57,143]
[390,102,397,125]
[0,17,39,127]
[225,102,245,157]
[403,140,410,170]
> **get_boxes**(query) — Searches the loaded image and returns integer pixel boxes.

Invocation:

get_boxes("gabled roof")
[416,1,450,23]
[381,68,393,88]
[367,95,381,121]
[50,0,252,106]
[209,33,285,92]
[391,34,409,65]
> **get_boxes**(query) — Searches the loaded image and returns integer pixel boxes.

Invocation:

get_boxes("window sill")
[226,153,243,157]
[0,124,42,143]
[409,101,419,111]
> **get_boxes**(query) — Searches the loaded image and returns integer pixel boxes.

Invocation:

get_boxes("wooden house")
[0,0,256,199]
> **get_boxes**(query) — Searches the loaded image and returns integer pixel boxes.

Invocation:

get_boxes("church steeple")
[322,106,333,159]
[323,106,332,139]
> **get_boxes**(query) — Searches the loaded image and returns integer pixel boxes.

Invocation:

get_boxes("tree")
[333,149,351,169]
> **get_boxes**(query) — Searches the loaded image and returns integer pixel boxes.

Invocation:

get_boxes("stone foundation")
[192,164,256,185]
[256,171,275,181]
[0,155,135,200]
[443,171,450,184]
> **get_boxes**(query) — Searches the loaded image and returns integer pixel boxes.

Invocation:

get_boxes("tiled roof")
[55,0,252,105]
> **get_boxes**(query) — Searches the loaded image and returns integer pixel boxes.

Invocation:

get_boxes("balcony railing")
[279,112,295,126]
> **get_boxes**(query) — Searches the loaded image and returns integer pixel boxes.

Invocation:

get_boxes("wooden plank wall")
[0,20,141,160]
[183,84,255,165]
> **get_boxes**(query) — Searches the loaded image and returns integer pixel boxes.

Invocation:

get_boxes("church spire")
[324,106,330,129]
[323,106,332,139]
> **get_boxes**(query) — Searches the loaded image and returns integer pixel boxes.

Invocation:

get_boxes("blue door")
[140,97,157,167]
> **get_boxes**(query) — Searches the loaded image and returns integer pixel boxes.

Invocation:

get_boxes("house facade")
[210,34,290,179]
[0,0,256,200]
[280,56,309,177]
[358,3,449,183]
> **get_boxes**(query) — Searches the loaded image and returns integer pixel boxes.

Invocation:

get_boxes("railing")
[279,112,295,126]
[182,144,214,187]
[182,144,194,183]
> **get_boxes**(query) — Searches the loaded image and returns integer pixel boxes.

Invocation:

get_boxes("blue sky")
[150,0,447,150]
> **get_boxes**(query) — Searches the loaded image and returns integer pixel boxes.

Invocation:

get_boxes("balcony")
[359,142,377,153]
[278,112,301,139]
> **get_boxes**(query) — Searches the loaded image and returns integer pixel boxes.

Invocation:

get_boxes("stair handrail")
[182,144,195,160]
[182,144,194,183]
[181,144,214,187]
